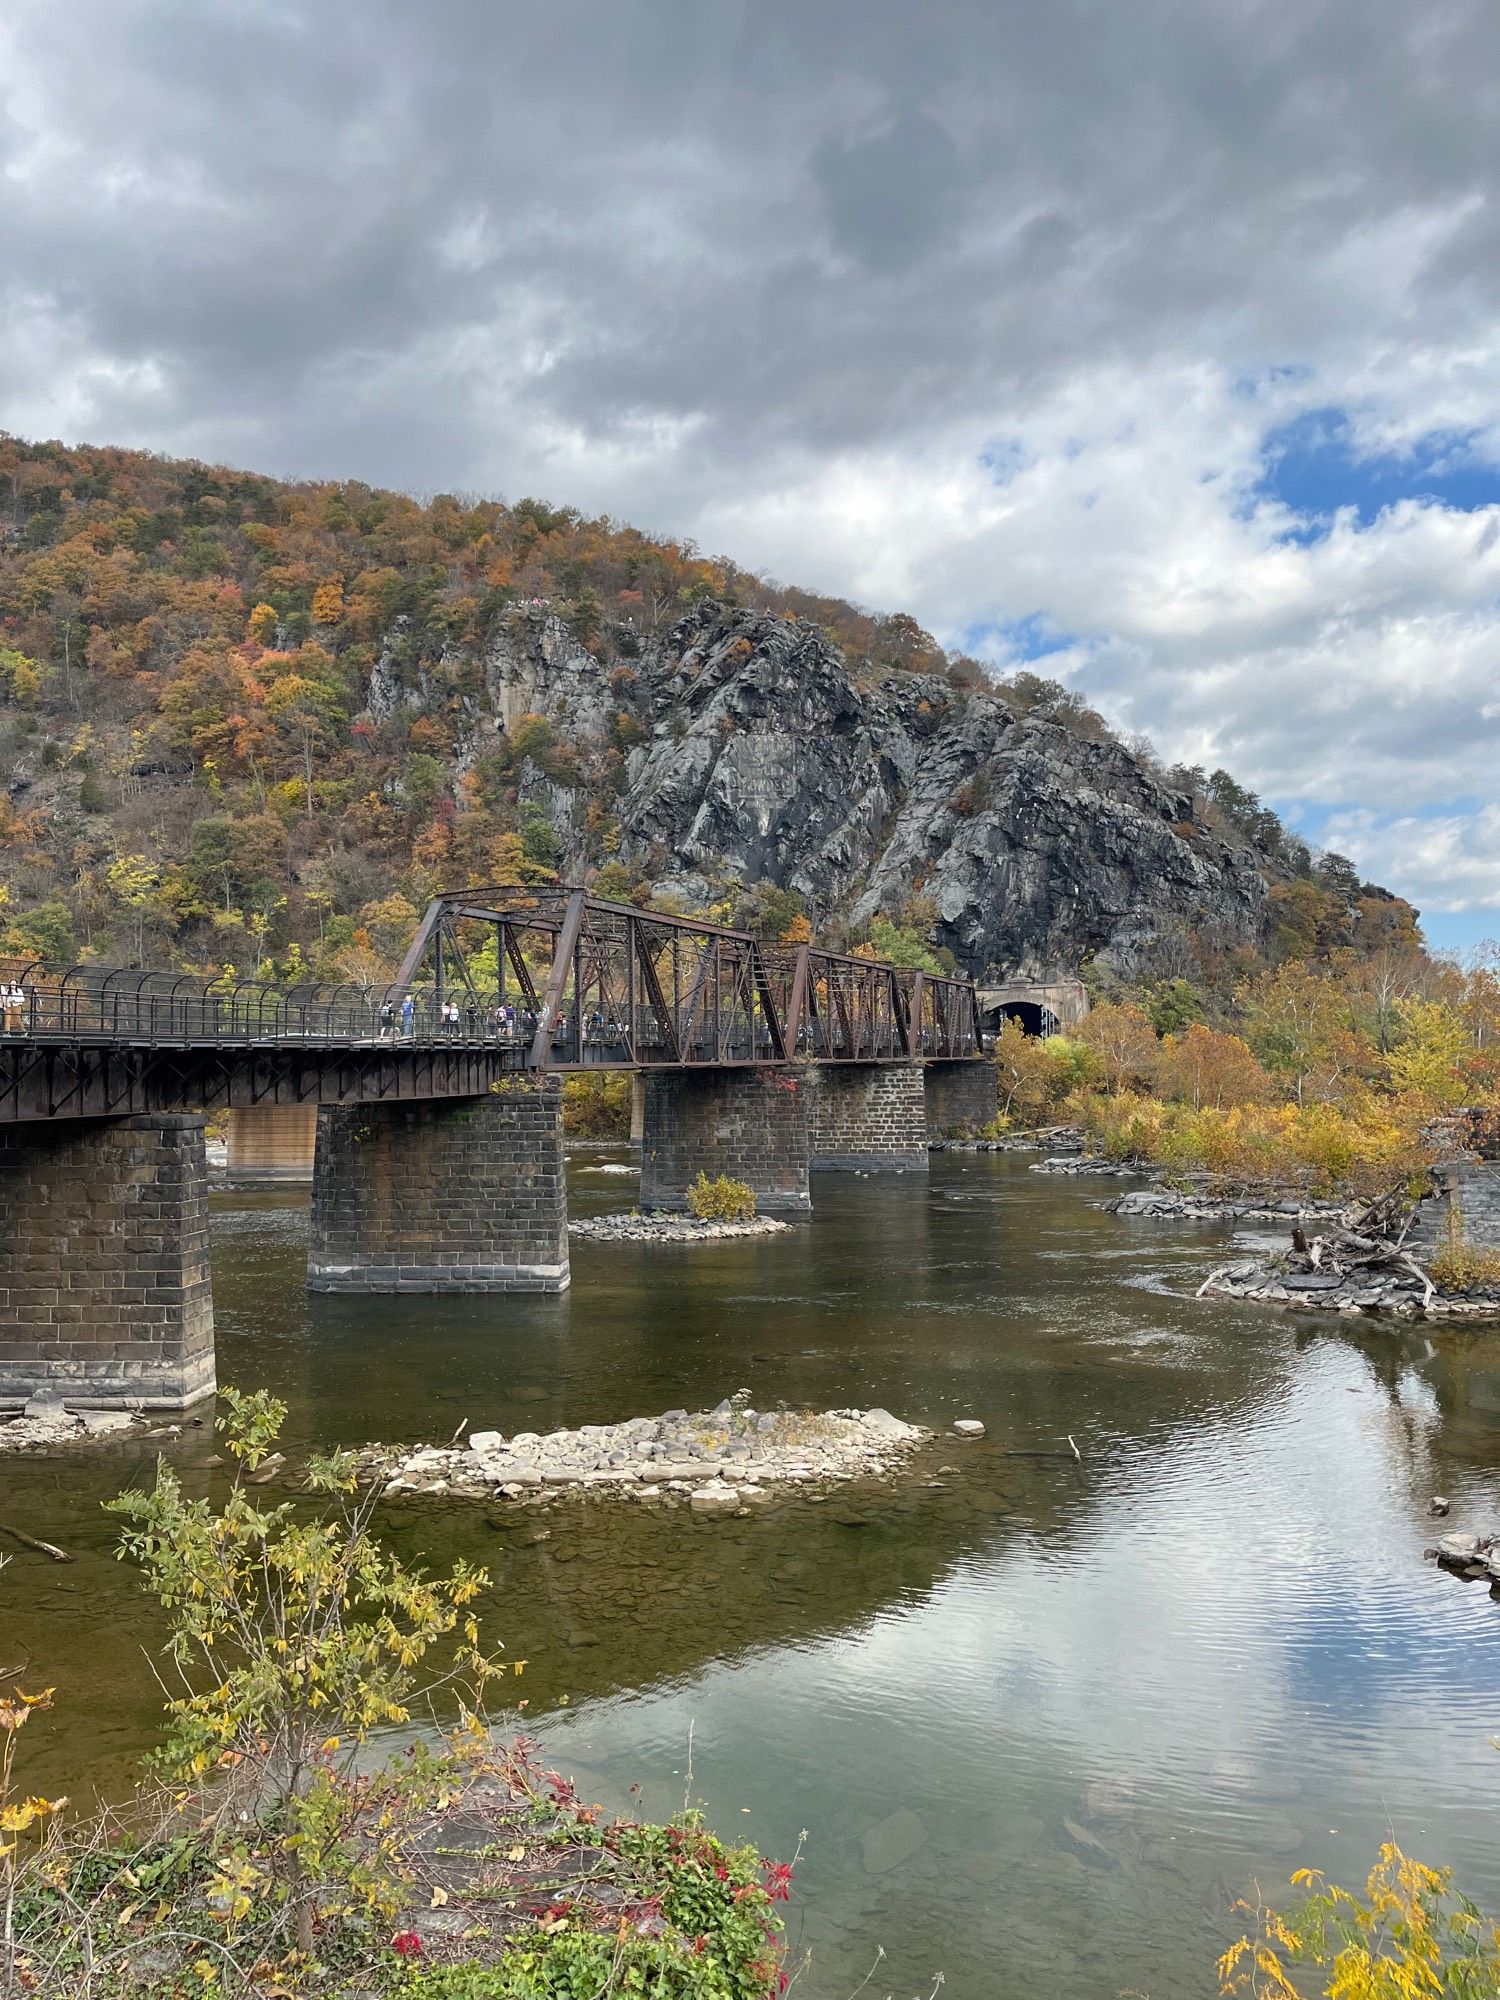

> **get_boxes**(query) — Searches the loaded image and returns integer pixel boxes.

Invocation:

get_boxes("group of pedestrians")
[374,995,538,1042]
[368,993,651,1051]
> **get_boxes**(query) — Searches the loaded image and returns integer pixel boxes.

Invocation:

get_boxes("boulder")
[952,1419,986,1439]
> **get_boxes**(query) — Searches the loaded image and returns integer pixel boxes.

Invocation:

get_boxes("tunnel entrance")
[997,1001,1059,1038]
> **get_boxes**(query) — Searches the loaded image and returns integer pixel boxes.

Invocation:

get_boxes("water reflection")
[4,1154,1499,1998]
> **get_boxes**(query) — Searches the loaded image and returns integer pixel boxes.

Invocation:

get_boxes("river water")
[6,1151,1500,1997]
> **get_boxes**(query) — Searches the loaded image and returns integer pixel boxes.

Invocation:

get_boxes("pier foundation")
[225,1103,318,1181]
[923,1060,997,1139]
[805,1063,928,1171]
[307,1081,569,1292]
[639,1069,810,1214]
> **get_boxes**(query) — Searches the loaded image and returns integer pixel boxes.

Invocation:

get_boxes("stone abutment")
[805,1062,928,1171]
[923,1060,998,1139]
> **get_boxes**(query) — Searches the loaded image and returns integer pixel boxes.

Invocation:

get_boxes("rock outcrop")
[457,600,1273,980]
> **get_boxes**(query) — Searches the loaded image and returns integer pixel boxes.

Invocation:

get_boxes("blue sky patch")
[1257,408,1500,537]
[964,614,1076,664]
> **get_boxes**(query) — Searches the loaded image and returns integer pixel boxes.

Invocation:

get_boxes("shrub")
[686,1172,756,1222]
[8,1392,792,1997]
[1219,1843,1500,1998]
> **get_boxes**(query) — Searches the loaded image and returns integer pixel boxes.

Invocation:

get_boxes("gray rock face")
[417,600,1275,979]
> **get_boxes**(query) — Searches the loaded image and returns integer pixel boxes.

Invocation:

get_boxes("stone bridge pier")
[805,1063,928,1171]
[639,1069,811,1214]
[307,1080,569,1293]
[0,1114,216,1408]
[923,1060,998,1138]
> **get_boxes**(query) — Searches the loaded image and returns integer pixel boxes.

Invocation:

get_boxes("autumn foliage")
[990,950,1500,1196]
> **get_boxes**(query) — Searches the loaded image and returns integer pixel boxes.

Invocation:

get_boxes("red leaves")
[762,1859,794,1902]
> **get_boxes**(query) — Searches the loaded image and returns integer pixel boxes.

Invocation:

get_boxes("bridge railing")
[0,960,520,1049]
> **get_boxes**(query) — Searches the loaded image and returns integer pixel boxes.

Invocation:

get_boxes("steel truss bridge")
[1,889,984,1123]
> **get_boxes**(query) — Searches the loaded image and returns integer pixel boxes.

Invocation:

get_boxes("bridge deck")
[0,886,985,1122]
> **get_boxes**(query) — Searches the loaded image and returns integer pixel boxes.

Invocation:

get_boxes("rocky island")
[367,1401,929,1513]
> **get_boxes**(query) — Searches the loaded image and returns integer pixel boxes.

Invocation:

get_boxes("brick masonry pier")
[307,1081,569,1293]
[805,1062,928,1171]
[225,1104,319,1181]
[639,1069,811,1215]
[924,1059,998,1138]
[0,1114,215,1408]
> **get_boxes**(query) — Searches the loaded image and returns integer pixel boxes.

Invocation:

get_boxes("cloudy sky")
[4,0,1498,944]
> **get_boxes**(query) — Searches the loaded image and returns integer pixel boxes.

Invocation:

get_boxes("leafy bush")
[7,1391,791,1998]
[1072,1092,1430,1195]
[1219,1843,1500,1998]
[686,1172,756,1222]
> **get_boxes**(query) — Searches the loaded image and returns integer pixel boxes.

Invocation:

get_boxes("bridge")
[1,889,996,1410]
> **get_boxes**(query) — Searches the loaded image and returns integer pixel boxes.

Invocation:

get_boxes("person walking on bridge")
[400,992,415,1040]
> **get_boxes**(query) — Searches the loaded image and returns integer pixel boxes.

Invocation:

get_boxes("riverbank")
[365,1401,928,1511]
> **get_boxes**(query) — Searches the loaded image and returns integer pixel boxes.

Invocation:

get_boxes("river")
[5,1151,1500,1998]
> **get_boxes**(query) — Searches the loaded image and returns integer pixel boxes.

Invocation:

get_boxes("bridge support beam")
[0,1115,215,1409]
[640,1069,810,1215]
[805,1063,928,1172]
[923,1060,997,1139]
[225,1104,318,1181]
[307,1081,569,1293]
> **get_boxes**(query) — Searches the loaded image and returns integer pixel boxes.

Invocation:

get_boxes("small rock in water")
[77,1409,135,1435]
[22,1396,70,1426]
[952,1419,986,1439]
[1430,1495,1451,1516]
[1434,1533,1482,1563]
[861,1808,928,1875]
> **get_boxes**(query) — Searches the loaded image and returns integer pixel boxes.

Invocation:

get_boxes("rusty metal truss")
[394,887,984,1069]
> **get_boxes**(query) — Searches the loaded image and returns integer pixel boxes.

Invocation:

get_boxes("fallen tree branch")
[0,1521,72,1563]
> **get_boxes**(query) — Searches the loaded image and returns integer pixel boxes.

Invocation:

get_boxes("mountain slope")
[0,434,1411,982]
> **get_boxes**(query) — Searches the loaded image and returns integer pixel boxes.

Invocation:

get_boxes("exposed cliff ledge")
[454,599,1271,980]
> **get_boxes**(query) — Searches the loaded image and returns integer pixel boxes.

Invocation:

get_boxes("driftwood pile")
[1198,1188,1500,1320]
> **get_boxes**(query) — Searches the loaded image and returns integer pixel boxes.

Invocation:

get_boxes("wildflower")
[763,1859,794,1901]
[390,1931,423,1957]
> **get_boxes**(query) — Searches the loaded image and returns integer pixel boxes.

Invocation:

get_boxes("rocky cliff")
[447,600,1271,980]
